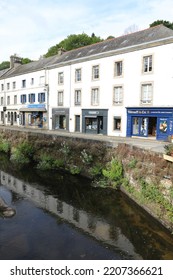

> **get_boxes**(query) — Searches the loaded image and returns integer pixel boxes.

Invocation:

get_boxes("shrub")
[10,141,34,165]
[102,158,123,188]
[37,154,54,170]
[0,139,10,153]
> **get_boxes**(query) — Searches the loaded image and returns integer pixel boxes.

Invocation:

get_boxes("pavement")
[0,125,168,154]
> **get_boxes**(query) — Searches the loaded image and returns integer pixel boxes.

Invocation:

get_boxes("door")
[75,115,80,132]
[97,116,103,134]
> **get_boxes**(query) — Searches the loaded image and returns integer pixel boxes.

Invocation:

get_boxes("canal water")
[0,158,173,260]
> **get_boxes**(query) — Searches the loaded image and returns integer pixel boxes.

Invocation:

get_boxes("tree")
[0,61,10,70]
[44,33,103,58]
[21,58,33,64]
[150,20,173,30]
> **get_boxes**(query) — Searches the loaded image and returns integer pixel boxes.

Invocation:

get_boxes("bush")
[0,139,10,153]
[102,158,123,187]
[10,141,34,165]
[37,154,54,170]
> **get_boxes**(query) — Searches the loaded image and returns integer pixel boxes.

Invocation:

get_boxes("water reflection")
[0,165,173,260]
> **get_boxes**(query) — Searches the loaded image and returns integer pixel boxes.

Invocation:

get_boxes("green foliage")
[128,158,137,168]
[37,154,55,170]
[21,58,33,64]
[10,141,34,165]
[89,163,103,176]
[0,139,10,153]
[150,20,173,30]
[69,165,81,175]
[80,149,93,165]
[60,141,71,164]
[44,33,103,57]
[102,158,123,187]
[0,61,10,70]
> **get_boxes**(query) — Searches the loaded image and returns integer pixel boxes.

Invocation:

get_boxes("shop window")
[91,88,99,106]
[7,112,10,122]
[74,90,81,105]
[58,72,64,84]
[85,117,97,131]
[92,65,99,80]
[14,112,17,122]
[75,68,82,82]
[55,115,66,129]
[58,91,64,106]
[28,93,35,103]
[143,55,152,73]
[38,92,45,103]
[20,94,27,104]
[113,117,121,130]
[141,83,152,104]
[113,86,123,105]
[114,61,123,77]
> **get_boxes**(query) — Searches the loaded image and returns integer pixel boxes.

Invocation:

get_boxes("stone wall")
[0,127,173,231]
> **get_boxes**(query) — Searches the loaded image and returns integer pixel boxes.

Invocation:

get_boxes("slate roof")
[1,24,173,79]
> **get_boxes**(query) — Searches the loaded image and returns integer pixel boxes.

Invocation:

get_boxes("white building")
[1,25,173,141]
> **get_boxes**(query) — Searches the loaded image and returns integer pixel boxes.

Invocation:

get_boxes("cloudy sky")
[0,0,173,62]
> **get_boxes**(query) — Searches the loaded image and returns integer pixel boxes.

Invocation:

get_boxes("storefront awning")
[19,108,47,112]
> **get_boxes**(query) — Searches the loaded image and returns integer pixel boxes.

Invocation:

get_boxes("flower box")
[163,154,173,162]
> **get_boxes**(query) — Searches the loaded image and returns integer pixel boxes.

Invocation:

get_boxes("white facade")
[1,25,173,140]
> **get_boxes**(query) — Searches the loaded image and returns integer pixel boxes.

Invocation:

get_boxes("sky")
[0,0,173,62]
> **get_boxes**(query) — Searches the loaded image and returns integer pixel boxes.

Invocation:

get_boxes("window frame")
[58,72,64,85]
[141,82,153,105]
[113,116,122,131]
[92,65,99,80]
[58,90,64,106]
[113,85,123,105]
[74,89,81,106]
[114,61,123,77]
[143,55,153,73]
[91,87,99,106]
[75,68,82,82]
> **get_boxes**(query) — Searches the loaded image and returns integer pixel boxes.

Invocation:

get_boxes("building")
[1,25,173,140]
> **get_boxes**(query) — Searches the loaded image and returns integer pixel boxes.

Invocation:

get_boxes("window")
[7,96,10,105]
[39,76,45,85]
[113,86,123,105]
[92,65,99,80]
[1,84,4,91]
[141,83,153,104]
[22,79,26,88]
[115,61,123,76]
[58,91,64,106]
[14,95,17,104]
[58,72,64,84]
[74,90,81,105]
[143,55,152,73]
[7,83,10,90]
[91,88,99,105]
[38,92,45,103]
[75,69,82,82]
[28,93,35,103]
[1,97,3,105]
[21,94,27,104]
[113,117,121,131]
[31,78,34,85]
[13,81,16,89]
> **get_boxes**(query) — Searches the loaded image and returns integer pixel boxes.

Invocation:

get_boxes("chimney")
[10,55,22,68]
[58,48,66,56]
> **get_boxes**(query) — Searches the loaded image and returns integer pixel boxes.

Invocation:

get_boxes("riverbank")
[0,126,173,232]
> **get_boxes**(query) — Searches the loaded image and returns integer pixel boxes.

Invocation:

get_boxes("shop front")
[82,109,108,135]
[52,108,69,130]
[19,104,47,129]
[127,107,173,141]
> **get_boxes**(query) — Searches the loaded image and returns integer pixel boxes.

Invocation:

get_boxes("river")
[0,158,173,260]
